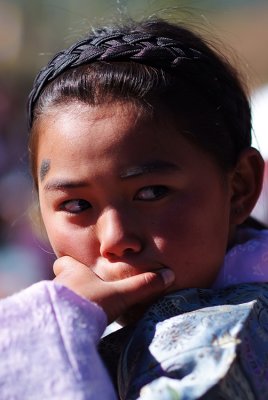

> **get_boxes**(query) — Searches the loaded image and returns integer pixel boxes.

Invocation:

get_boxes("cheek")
[41,213,99,266]
[151,196,230,288]
[149,197,198,248]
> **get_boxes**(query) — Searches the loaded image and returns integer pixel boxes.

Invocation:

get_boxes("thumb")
[112,268,175,309]
[53,256,175,323]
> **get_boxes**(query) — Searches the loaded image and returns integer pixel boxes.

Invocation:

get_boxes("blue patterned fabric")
[101,283,268,399]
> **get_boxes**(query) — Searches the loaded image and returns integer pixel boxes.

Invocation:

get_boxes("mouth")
[92,261,164,282]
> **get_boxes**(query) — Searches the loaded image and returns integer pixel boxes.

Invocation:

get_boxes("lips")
[91,261,162,282]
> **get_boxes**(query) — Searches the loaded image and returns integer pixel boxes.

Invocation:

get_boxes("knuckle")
[53,260,61,276]
[53,256,72,275]
[142,271,158,286]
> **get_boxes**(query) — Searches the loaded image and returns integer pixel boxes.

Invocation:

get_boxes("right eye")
[59,199,91,214]
[134,185,169,201]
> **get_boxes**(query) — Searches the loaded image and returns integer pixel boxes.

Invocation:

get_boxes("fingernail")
[158,268,175,286]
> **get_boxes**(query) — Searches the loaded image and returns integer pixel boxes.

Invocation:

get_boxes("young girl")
[1,18,268,399]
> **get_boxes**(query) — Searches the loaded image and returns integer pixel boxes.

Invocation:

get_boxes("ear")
[230,147,264,225]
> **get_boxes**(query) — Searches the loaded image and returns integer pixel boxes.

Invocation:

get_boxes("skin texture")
[53,255,175,323]
[36,101,237,295]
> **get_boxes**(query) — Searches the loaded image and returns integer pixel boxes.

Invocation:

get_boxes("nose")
[98,208,143,260]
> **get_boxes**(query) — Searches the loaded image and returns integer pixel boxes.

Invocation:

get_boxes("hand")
[53,256,175,323]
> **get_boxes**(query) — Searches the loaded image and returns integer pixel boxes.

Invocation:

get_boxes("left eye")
[60,199,91,214]
[134,186,169,201]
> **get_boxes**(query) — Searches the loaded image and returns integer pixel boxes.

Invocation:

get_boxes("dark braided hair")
[28,19,252,183]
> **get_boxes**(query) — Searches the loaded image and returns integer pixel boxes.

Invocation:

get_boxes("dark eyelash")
[60,199,91,214]
[135,185,169,201]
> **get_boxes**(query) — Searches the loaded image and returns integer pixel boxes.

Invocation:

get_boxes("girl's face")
[36,101,234,291]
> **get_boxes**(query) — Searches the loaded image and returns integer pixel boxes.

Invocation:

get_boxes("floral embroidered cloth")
[100,283,268,399]
[1,227,268,399]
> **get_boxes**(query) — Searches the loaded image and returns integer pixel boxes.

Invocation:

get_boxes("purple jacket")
[0,281,117,399]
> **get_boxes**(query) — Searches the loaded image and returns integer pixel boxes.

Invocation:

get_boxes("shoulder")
[213,227,268,288]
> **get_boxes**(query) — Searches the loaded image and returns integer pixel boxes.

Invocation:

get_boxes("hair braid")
[28,32,202,128]
[28,19,252,174]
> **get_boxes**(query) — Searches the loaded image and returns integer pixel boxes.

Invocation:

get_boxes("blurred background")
[0,0,268,297]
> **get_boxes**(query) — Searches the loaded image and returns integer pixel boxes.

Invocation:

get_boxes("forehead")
[35,101,219,184]
[36,101,168,157]
[37,101,151,147]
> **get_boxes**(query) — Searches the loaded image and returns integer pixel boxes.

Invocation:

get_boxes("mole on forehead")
[39,159,51,181]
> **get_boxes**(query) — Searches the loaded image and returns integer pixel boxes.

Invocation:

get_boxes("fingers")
[53,256,175,323]
[113,268,175,308]
[108,268,175,323]
[53,256,87,276]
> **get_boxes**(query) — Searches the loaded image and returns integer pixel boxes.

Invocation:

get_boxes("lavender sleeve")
[0,280,117,400]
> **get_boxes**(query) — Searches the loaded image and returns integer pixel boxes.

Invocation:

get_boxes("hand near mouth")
[53,256,175,324]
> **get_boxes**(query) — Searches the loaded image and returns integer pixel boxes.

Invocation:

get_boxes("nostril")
[124,247,137,254]
[103,247,135,260]
[100,239,143,260]
[103,251,116,261]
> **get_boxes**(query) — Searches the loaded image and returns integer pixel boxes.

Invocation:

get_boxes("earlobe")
[230,147,264,225]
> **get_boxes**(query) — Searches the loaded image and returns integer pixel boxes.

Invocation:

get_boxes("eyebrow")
[39,159,51,181]
[43,179,89,192]
[119,161,180,178]
[42,160,180,191]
